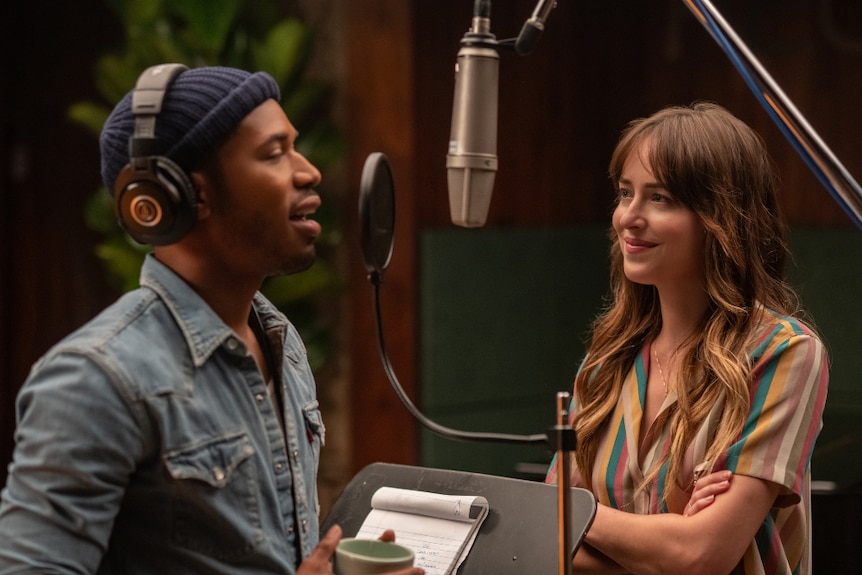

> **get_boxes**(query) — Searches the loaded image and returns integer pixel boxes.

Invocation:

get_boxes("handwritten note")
[354,487,489,575]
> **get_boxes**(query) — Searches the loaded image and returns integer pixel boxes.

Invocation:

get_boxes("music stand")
[322,462,596,575]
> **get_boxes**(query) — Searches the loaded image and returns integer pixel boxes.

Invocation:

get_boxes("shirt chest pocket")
[163,433,265,560]
[165,432,255,486]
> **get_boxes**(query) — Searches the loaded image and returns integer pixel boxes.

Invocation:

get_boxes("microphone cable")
[368,270,548,447]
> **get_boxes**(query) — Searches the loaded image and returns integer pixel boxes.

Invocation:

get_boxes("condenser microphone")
[446,0,499,228]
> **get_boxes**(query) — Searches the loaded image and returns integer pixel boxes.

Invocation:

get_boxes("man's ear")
[190,171,212,220]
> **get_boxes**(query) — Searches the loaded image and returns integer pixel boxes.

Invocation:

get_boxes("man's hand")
[297,524,342,574]
[297,525,425,575]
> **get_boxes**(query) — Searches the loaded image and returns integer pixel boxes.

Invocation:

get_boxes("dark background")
[3,1,861,571]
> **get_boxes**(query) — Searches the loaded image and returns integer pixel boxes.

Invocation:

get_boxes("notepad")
[354,486,490,575]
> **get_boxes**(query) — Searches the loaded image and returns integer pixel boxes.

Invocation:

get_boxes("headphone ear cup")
[113,156,197,246]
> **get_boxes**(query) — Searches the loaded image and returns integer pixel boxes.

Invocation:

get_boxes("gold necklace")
[652,346,669,396]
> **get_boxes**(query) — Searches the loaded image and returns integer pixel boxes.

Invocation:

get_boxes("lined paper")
[354,487,489,575]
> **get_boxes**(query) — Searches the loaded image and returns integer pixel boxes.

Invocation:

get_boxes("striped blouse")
[547,310,829,575]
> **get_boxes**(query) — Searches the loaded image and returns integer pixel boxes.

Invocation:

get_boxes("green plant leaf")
[296,122,345,171]
[95,54,143,104]
[84,187,118,234]
[169,0,243,59]
[104,0,163,28]
[251,19,309,87]
[282,81,330,126]
[68,102,112,137]
[94,237,149,292]
[262,259,342,309]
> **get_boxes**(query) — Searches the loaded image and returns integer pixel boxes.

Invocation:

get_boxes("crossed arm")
[572,471,780,575]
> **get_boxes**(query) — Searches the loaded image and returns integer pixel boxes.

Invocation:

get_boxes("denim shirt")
[0,255,325,574]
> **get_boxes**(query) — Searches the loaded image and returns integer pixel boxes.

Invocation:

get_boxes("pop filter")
[359,152,395,278]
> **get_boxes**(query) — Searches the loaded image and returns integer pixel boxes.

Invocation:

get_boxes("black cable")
[369,272,548,447]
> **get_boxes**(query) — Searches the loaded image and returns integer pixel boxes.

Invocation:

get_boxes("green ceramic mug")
[333,538,415,575]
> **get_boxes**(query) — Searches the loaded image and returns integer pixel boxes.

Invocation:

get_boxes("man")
[0,64,423,575]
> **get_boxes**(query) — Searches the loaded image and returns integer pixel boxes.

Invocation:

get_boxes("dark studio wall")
[1,1,861,569]
[0,0,122,487]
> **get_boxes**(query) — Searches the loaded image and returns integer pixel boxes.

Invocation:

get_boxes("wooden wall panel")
[0,0,120,487]
[345,0,421,471]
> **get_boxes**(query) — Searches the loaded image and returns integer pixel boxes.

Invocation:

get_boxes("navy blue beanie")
[100,66,280,194]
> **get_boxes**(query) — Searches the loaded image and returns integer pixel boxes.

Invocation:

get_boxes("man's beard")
[206,169,318,278]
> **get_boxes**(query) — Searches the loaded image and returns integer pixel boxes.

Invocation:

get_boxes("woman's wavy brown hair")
[573,102,800,501]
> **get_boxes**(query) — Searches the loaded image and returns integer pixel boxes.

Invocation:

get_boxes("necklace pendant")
[653,346,669,396]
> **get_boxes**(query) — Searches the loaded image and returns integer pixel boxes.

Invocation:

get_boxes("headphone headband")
[128,64,189,158]
[131,64,189,115]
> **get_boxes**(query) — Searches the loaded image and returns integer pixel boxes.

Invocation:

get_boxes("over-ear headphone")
[113,63,197,246]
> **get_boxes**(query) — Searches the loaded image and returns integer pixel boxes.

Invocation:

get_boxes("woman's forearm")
[583,475,779,575]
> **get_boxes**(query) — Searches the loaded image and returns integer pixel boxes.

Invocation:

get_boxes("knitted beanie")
[100,66,280,194]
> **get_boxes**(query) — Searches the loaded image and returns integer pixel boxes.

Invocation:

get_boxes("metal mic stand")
[550,392,577,575]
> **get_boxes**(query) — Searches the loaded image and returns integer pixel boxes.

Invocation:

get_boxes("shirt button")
[293,450,299,462]
[226,338,239,351]
[255,393,265,403]
[213,467,225,481]
[275,462,284,473]
[302,518,308,531]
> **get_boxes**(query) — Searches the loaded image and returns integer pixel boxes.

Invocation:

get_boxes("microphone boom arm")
[683,0,862,229]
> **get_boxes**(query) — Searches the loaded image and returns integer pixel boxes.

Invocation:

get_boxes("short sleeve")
[725,332,828,507]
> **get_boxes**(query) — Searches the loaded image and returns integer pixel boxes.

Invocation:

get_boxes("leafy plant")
[69,0,344,370]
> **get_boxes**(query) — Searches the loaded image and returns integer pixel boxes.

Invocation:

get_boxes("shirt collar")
[138,254,238,366]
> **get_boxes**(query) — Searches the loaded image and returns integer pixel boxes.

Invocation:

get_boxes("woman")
[547,102,828,574]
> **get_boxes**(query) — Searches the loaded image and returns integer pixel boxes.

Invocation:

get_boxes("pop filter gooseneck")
[358,152,548,447]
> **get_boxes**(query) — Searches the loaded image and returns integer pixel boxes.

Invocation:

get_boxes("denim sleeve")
[0,351,149,573]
